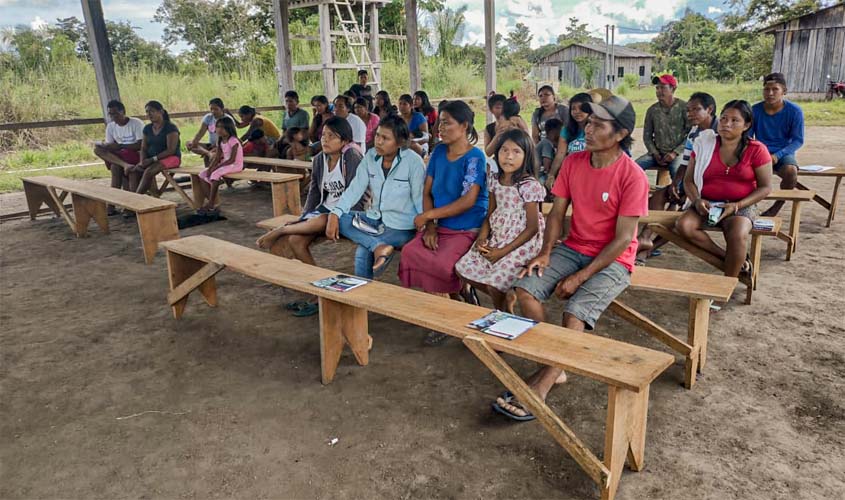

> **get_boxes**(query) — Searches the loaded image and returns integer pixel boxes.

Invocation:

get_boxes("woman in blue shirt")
[326,115,427,279]
[398,94,430,157]
[398,100,488,319]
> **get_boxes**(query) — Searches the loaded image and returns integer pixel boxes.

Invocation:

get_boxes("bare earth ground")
[1,127,843,499]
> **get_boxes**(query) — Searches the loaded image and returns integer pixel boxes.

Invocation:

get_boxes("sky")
[0,0,729,52]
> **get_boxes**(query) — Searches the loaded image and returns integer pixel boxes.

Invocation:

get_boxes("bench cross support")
[166,251,222,319]
[318,298,369,384]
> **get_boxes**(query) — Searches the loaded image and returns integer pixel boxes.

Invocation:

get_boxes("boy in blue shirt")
[752,72,804,216]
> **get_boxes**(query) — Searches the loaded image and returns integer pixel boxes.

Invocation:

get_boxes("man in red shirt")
[493,96,650,421]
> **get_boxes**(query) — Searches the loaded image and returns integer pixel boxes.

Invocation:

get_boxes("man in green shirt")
[281,90,310,131]
[636,74,690,180]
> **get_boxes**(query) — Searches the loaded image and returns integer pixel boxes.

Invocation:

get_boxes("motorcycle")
[826,75,845,100]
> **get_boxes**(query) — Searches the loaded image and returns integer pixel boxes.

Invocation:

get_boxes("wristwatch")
[153,155,159,162]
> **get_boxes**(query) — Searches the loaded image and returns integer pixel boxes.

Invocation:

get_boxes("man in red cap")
[636,74,690,182]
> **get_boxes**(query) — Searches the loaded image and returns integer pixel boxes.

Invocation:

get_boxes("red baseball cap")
[652,74,678,88]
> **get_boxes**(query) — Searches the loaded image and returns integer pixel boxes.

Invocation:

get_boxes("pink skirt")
[199,163,243,183]
[398,227,477,293]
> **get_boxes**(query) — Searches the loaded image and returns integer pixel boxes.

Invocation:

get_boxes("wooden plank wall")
[769,4,845,93]
[536,44,653,88]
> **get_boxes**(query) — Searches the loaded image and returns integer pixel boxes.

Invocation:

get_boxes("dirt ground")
[1,127,844,499]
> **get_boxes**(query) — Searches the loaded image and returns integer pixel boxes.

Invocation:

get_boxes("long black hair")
[374,90,395,116]
[440,100,478,145]
[377,114,410,149]
[565,92,592,139]
[487,93,506,111]
[493,128,537,187]
[323,116,354,143]
[145,100,170,123]
[502,92,520,120]
[215,116,237,145]
[720,99,754,161]
[413,90,434,115]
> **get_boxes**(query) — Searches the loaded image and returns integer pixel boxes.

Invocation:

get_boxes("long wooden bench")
[766,188,816,259]
[797,165,844,227]
[256,214,735,389]
[21,175,178,264]
[243,156,311,174]
[160,166,303,217]
[160,235,674,500]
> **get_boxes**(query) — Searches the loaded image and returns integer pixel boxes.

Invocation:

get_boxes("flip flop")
[371,251,395,278]
[460,286,480,306]
[492,391,536,422]
[649,249,663,257]
[423,330,449,346]
[292,302,318,317]
[285,300,310,311]
[635,257,647,267]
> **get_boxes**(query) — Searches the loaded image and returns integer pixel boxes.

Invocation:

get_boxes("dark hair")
[215,117,237,144]
[238,105,256,116]
[544,118,563,136]
[763,72,787,88]
[565,92,593,139]
[493,128,536,186]
[357,69,368,77]
[106,100,125,113]
[374,90,395,116]
[720,99,754,161]
[311,95,329,106]
[487,93,506,110]
[398,94,414,106]
[537,85,555,96]
[413,90,434,115]
[248,128,265,141]
[354,97,370,112]
[285,126,306,143]
[689,92,717,118]
[437,99,450,112]
[145,100,170,123]
[285,90,300,101]
[440,100,478,145]
[209,97,224,108]
[610,121,634,151]
[333,94,352,109]
[323,116,354,143]
[376,114,410,148]
[502,94,520,119]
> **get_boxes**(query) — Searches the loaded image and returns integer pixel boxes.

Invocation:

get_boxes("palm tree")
[428,5,467,62]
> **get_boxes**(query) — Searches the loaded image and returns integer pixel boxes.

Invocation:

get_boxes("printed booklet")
[311,274,369,292]
[468,311,537,340]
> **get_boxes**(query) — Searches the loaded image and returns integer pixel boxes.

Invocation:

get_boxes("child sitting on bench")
[197,117,243,215]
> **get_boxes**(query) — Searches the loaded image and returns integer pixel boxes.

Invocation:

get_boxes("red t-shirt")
[693,139,771,202]
[552,151,649,272]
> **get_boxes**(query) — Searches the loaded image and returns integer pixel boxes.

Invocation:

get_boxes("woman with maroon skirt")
[398,100,489,345]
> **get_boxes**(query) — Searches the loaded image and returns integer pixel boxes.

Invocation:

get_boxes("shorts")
[773,154,798,174]
[513,245,630,330]
[159,156,181,169]
[116,147,140,164]
[716,204,758,225]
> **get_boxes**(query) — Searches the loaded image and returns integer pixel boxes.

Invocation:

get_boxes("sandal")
[423,330,449,346]
[460,286,480,306]
[292,302,318,317]
[371,251,395,278]
[492,391,536,422]
[284,300,310,311]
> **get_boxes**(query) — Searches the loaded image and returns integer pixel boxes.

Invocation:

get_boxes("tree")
[427,5,467,62]
[506,22,532,57]
[726,0,822,29]
[574,56,601,88]
[557,17,591,46]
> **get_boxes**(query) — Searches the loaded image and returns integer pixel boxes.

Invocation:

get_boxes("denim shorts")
[513,245,631,330]
[773,154,798,173]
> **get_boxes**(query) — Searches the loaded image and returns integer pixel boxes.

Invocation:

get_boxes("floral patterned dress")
[456,176,546,292]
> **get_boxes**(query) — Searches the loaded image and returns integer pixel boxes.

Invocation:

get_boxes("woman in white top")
[256,116,364,265]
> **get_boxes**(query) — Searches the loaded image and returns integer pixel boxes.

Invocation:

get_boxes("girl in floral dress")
[456,129,545,312]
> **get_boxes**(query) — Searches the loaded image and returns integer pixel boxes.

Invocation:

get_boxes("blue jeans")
[635,153,683,179]
[338,212,417,279]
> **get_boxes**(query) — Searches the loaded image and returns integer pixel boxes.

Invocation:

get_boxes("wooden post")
[404,0,421,92]
[484,0,496,123]
[369,2,381,89]
[80,0,121,122]
[273,0,295,102]
[318,3,337,97]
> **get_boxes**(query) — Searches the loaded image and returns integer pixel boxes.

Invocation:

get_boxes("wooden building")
[533,43,655,89]
[762,2,845,95]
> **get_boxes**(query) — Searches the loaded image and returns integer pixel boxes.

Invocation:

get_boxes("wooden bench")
[244,157,311,174]
[21,175,178,264]
[160,235,674,500]
[766,188,815,260]
[159,166,302,217]
[797,166,844,227]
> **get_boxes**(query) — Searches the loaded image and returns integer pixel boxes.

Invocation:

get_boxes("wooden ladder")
[331,0,380,90]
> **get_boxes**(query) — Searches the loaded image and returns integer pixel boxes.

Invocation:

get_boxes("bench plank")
[630,267,734,302]
[161,235,673,392]
[244,157,311,170]
[23,176,175,213]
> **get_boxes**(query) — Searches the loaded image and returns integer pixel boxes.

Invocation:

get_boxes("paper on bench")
[799,165,834,172]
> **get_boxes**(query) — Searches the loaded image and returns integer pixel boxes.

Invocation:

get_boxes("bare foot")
[256,233,277,249]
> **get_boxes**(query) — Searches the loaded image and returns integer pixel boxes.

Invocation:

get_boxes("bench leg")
[746,233,763,304]
[190,174,206,210]
[463,335,612,493]
[786,201,803,260]
[270,181,302,216]
[603,385,650,500]
[656,169,671,187]
[70,193,109,237]
[828,176,842,227]
[318,297,369,384]
[166,251,220,319]
[685,298,711,389]
[161,170,196,208]
[23,181,62,220]
[137,207,180,264]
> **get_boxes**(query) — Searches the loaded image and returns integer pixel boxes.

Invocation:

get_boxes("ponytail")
[145,100,170,123]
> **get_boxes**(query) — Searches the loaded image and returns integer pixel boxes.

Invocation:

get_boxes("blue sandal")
[291,302,318,317]
[492,391,536,422]
[372,251,395,278]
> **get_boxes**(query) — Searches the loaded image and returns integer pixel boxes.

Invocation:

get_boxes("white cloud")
[30,16,47,31]
[708,6,723,14]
